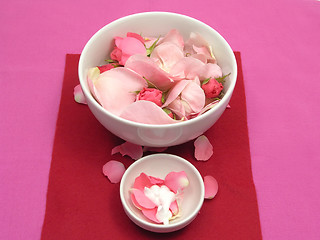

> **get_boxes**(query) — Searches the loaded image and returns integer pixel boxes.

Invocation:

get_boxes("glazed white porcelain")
[78,12,237,147]
[119,154,205,233]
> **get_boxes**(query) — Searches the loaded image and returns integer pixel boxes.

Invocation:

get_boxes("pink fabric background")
[0,0,319,239]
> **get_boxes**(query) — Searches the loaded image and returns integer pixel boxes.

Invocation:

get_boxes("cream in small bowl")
[119,153,205,233]
[78,12,237,147]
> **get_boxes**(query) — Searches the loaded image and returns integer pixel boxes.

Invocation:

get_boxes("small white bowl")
[119,153,205,233]
[79,11,237,147]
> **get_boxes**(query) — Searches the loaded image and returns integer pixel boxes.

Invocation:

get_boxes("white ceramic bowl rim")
[119,153,205,231]
[78,11,237,129]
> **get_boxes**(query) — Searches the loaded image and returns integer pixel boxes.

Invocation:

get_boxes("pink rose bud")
[137,88,163,107]
[201,78,223,98]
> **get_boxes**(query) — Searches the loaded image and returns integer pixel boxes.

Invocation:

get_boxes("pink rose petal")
[131,189,157,209]
[180,81,205,113]
[120,100,177,124]
[164,171,189,194]
[162,80,189,107]
[73,84,87,104]
[141,208,162,223]
[133,172,154,190]
[102,160,125,184]
[158,29,184,50]
[194,135,213,161]
[111,141,143,160]
[93,67,147,116]
[150,42,184,72]
[125,54,174,91]
[169,200,179,215]
[204,175,218,199]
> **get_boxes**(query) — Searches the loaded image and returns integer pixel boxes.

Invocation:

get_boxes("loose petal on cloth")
[73,84,87,104]
[204,175,218,199]
[111,141,143,160]
[194,135,213,161]
[102,160,126,183]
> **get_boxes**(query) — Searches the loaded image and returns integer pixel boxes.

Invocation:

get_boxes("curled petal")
[169,200,179,216]
[194,135,213,161]
[204,175,218,199]
[164,171,189,193]
[158,29,184,49]
[111,141,143,160]
[120,100,177,124]
[131,189,157,209]
[102,160,126,183]
[162,80,189,107]
[126,32,145,44]
[181,81,205,113]
[74,84,87,104]
[133,173,154,190]
[125,54,174,91]
[150,42,184,72]
[94,67,147,116]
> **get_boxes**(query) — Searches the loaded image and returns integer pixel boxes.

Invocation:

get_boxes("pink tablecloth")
[0,0,319,239]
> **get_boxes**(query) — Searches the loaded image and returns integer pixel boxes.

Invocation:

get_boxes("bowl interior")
[79,12,237,110]
[120,153,205,231]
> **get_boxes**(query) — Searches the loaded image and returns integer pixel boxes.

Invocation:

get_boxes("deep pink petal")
[204,175,218,199]
[93,67,147,116]
[164,171,189,193]
[194,135,213,161]
[141,208,162,223]
[131,189,157,209]
[125,54,174,91]
[120,100,177,124]
[126,32,145,44]
[102,160,126,184]
[74,84,87,104]
[149,176,165,185]
[133,173,153,190]
[111,141,143,160]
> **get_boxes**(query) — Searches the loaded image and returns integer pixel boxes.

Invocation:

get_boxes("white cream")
[144,185,176,224]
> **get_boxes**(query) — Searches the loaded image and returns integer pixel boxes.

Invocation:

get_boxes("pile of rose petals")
[86,29,226,125]
[130,171,189,224]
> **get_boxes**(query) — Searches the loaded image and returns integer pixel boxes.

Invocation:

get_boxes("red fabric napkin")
[41,52,262,240]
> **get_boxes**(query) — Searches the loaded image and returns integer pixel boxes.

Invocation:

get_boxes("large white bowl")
[119,153,205,233]
[78,12,237,147]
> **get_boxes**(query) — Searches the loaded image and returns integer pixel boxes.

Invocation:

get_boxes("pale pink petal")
[133,173,153,190]
[126,32,145,44]
[150,42,184,72]
[167,98,186,120]
[204,175,218,199]
[74,84,87,104]
[125,54,174,91]
[131,189,157,209]
[141,208,162,223]
[102,160,126,183]
[169,57,204,80]
[120,100,177,124]
[191,99,220,118]
[118,37,146,56]
[194,135,213,161]
[111,141,143,160]
[158,29,184,49]
[162,80,189,107]
[164,171,189,194]
[93,67,147,116]
[180,81,205,113]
